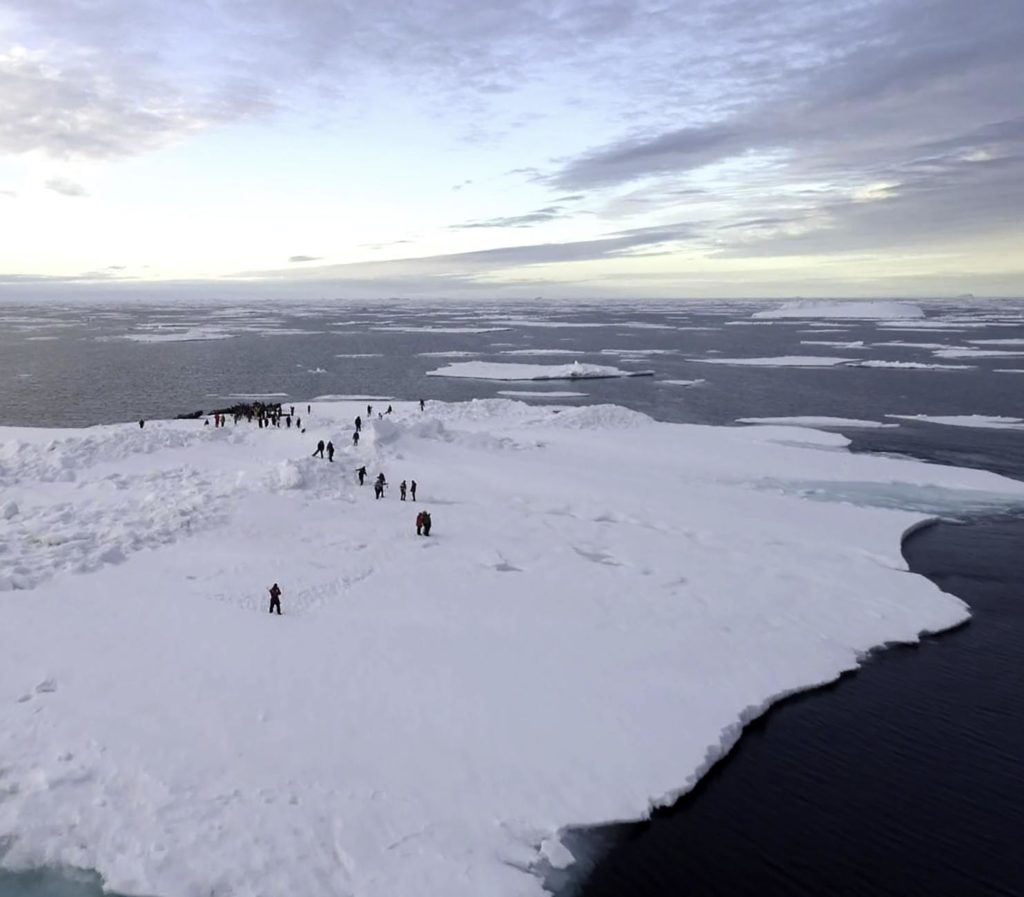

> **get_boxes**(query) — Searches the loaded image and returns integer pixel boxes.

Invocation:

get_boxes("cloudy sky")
[1,0,1022,299]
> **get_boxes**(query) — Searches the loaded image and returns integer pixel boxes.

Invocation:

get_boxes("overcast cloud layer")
[1,0,1021,298]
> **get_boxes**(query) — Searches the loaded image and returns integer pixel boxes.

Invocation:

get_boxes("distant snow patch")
[122,328,234,343]
[753,301,924,320]
[311,394,393,401]
[427,361,654,381]
[800,340,866,349]
[657,379,706,386]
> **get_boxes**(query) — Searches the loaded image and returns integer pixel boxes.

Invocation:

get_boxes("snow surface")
[3,400,1024,897]
[370,326,511,334]
[799,340,866,349]
[737,417,897,429]
[426,361,654,381]
[692,356,850,367]
[887,414,1024,430]
[752,301,924,320]
[657,379,706,386]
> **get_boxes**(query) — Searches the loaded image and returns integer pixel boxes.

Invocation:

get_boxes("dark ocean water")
[1,299,1023,897]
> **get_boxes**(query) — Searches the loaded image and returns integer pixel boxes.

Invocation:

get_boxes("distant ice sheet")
[657,379,706,386]
[799,340,866,349]
[692,356,850,367]
[738,416,897,429]
[426,361,654,381]
[335,353,383,358]
[753,300,924,320]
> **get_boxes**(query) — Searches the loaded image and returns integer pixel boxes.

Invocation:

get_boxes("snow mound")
[753,301,925,320]
[542,404,654,430]
[426,361,654,381]
[270,459,306,489]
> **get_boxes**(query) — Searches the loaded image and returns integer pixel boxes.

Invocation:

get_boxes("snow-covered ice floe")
[752,300,924,320]
[426,360,654,381]
[737,416,897,429]
[3,399,1024,897]
[799,340,866,349]
[657,379,706,386]
[371,326,511,334]
[887,414,1024,430]
[692,355,850,367]
[932,347,1024,359]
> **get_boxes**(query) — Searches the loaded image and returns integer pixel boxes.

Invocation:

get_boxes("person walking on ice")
[268,583,282,615]
[355,415,362,432]
[399,480,407,501]
[419,398,425,411]
[410,480,417,501]
[356,465,367,485]
[416,511,424,535]
[313,439,325,458]
[374,472,387,499]
[352,430,359,446]
[326,440,335,462]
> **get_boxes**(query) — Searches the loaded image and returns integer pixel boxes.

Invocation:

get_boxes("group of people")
[202,401,309,432]
[261,398,436,614]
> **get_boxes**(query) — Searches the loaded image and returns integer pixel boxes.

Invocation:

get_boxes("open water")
[1,299,1022,897]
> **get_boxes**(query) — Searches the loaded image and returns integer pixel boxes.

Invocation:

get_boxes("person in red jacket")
[416,511,425,536]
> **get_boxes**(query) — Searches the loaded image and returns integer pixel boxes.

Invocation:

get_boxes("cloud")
[288,255,322,263]
[44,176,87,196]
[241,222,694,284]
[450,206,569,229]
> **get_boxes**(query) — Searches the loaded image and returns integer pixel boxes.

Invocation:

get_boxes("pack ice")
[2,400,1023,897]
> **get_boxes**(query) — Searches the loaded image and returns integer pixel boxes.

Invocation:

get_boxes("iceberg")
[2,399,1024,897]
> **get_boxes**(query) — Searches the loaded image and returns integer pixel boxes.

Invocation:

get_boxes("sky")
[1,0,1022,300]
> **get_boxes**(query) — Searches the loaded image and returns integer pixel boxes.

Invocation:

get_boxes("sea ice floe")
[799,341,866,349]
[657,379,706,386]
[496,391,587,398]
[371,326,511,334]
[886,414,1024,430]
[426,361,654,381]
[121,328,234,343]
[852,361,975,370]
[752,301,924,320]
[4,400,1024,897]
[932,347,1024,359]
[692,356,850,367]
[737,417,897,429]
